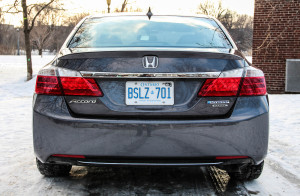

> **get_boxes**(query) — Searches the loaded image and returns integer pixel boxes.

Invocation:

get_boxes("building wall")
[252,0,300,93]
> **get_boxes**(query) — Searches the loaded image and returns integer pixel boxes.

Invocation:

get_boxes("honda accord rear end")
[33,14,269,180]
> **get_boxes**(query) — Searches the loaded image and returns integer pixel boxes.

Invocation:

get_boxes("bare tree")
[4,0,62,80]
[49,12,90,52]
[0,7,3,23]
[106,0,111,13]
[121,0,128,12]
[198,0,238,30]
[105,0,129,13]
[197,1,254,53]
[0,24,18,55]
[0,7,18,55]
[31,23,53,56]
[31,5,63,56]
[230,16,253,53]
[64,12,90,28]
[198,1,229,21]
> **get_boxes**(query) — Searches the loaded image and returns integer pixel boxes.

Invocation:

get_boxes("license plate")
[126,81,174,105]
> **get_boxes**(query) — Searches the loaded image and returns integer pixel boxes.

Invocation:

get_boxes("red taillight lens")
[216,156,249,160]
[198,76,267,97]
[52,154,85,159]
[60,77,103,96]
[239,77,267,96]
[198,78,242,97]
[35,76,103,96]
[35,76,62,95]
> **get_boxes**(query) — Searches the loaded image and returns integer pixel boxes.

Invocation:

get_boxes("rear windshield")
[68,16,232,49]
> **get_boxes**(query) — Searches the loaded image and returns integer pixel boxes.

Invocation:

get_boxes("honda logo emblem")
[142,56,159,68]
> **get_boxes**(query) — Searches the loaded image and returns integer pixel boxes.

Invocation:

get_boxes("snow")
[0,55,300,195]
[246,56,252,63]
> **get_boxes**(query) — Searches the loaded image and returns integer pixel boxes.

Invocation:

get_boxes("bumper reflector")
[215,156,249,160]
[52,154,86,159]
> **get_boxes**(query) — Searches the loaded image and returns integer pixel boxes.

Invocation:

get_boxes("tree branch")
[29,0,55,32]
[2,0,22,13]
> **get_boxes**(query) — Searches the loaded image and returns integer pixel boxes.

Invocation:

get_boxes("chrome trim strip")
[80,71,220,78]
[77,161,223,166]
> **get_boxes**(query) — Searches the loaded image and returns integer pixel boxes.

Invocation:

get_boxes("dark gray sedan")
[33,14,268,180]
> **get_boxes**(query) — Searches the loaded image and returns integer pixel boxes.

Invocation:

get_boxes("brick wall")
[252,0,300,93]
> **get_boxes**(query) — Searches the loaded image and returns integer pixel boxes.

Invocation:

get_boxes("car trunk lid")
[56,50,246,118]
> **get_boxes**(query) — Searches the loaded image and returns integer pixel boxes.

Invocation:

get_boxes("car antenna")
[147,7,153,20]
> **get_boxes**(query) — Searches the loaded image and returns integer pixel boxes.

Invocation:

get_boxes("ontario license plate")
[125,81,174,105]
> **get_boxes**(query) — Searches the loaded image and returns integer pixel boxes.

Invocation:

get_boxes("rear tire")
[36,158,72,177]
[228,161,264,181]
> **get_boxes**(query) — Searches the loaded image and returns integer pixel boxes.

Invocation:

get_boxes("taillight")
[198,77,242,97]
[35,68,103,96]
[239,77,266,96]
[60,77,103,96]
[198,67,267,97]
[35,75,62,95]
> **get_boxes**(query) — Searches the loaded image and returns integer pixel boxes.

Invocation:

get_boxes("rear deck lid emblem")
[142,56,159,68]
[69,99,96,104]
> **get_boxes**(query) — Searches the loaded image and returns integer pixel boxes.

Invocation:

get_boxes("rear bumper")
[46,156,253,167]
[33,95,269,165]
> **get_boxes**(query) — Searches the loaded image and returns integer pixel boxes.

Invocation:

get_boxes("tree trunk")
[24,32,33,80]
[121,0,127,12]
[38,48,42,56]
[22,0,33,81]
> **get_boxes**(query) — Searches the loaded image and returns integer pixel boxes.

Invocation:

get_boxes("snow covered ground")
[0,55,299,195]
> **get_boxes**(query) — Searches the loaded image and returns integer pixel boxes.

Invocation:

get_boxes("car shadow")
[43,166,250,195]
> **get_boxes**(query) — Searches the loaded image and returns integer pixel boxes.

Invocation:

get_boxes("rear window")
[68,16,232,49]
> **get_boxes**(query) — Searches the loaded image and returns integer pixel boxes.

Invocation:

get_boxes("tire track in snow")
[266,159,300,188]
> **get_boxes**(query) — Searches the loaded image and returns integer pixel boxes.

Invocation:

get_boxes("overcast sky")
[1,0,254,26]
